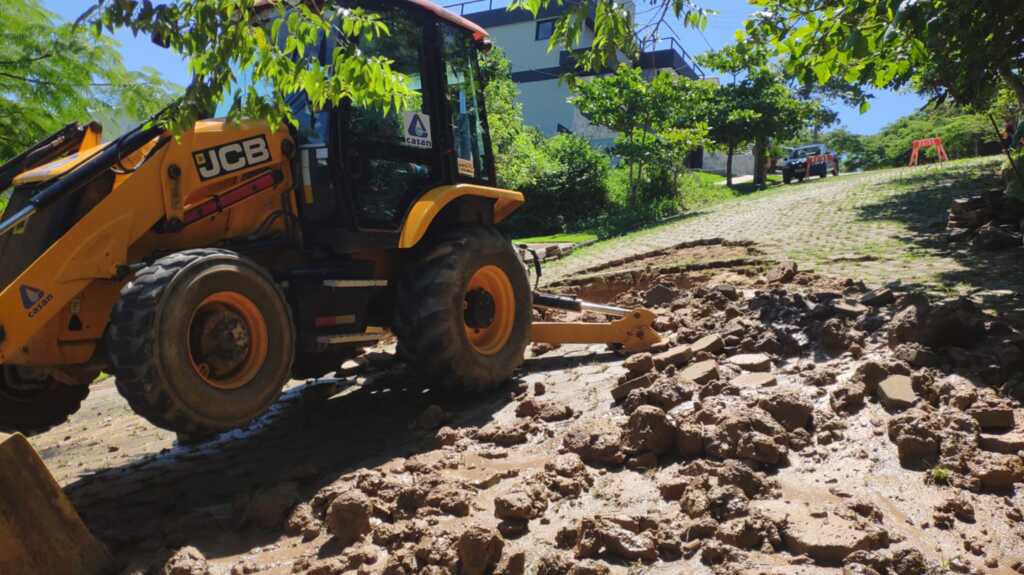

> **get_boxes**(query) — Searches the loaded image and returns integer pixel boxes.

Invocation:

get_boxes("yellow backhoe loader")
[0,0,660,441]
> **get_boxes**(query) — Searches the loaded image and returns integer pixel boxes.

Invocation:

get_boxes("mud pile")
[40,241,1024,575]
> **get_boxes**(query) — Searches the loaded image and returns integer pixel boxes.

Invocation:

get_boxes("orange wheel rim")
[187,291,269,390]
[463,265,515,356]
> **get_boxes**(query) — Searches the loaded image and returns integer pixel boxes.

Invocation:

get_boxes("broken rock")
[877,375,918,412]
[653,345,693,370]
[457,527,504,575]
[494,487,548,521]
[680,360,719,385]
[690,334,725,355]
[728,353,772,372]
[767,261,798,283]
[731,372,777,387]
[758,392,814,431]
[623,353,655,377]
[164,546,210,575]
[563,418,625,466]
[968,406,1015,431]
[624,406,675,456]
[644,283,677,307]
[979,431,1024,454]
[610,373,655,403]
[758,501,890,566]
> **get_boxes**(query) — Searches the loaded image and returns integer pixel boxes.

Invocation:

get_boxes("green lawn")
[514,232,599,244]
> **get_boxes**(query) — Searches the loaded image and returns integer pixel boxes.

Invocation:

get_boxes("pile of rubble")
[947,192,1023,249]
[92,251,1024,575]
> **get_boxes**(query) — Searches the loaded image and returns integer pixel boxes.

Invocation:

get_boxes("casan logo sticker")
[20,284,53,318]
[402,112,432,149]
[192,136,272,181]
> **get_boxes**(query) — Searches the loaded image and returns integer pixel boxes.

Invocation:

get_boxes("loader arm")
[0,136,168,362]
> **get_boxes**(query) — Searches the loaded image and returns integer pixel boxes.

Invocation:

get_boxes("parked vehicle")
[782,144,839,184]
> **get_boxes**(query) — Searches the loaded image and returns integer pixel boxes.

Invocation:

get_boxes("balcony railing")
[636,31,704,78]
[443,0,515,16]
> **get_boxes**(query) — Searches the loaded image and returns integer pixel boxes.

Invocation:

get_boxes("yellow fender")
[399,183,524,248]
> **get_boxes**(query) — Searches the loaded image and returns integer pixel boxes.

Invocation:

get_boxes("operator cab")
[237,0,497,252]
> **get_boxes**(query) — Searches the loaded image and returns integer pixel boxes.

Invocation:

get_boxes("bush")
[502,134,610,236]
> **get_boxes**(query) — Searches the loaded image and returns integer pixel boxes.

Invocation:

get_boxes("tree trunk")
[999,64,1024,108]
[753,137,768,188]
[726,144,735,187]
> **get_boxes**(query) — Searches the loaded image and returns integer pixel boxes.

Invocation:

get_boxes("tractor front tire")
[0,368,93,435]
[107,249,294,437]
[396,226,530,392]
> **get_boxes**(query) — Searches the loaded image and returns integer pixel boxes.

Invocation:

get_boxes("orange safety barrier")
[908,137,949,166]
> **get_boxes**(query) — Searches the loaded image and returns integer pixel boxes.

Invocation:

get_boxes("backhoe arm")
[530,292,662,352]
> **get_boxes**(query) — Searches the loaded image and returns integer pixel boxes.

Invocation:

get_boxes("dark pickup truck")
[782,144,839,184]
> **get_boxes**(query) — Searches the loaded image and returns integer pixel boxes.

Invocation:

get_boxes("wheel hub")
[464,287,497,329]
[188,292,269,390]
[463,265,516,356]
[195,309,252,378]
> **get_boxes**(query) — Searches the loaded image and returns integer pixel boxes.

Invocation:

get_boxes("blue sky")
[44,0,927,135]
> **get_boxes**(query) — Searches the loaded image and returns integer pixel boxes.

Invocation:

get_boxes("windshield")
[790,146,823,159]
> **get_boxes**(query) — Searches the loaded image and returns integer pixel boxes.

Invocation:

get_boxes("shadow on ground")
[855,163,1024,319]
[64,363,517,558]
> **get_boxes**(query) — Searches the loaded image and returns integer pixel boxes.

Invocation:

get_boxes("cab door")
[337,6,446,238]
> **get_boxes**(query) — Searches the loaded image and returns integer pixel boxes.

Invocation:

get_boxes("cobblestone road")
[545,156,1023,314]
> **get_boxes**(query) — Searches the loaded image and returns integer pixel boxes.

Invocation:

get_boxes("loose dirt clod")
[325,492,372,548]
[457,526,504,575]
[163,546,210,575]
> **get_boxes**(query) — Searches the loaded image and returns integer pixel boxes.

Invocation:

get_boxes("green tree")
[479,47,550,191]
[822,127,866,167]
[0,0,177,161]
[571,66,708,202]
[746,0,1024,110]
[698,46,819,187]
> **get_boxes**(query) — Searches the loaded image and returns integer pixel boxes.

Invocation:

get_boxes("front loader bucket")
[0,433,112,575]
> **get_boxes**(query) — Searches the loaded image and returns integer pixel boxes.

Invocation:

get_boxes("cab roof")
[254,0,489,41]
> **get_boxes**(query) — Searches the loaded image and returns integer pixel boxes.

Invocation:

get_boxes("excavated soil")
[28,239,1024,575]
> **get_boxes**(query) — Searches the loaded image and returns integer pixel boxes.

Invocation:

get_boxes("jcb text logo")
[193,136,271,181]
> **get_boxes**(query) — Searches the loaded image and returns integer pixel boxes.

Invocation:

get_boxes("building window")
[535,19,555,41]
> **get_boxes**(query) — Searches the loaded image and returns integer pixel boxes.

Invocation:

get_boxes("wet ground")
[29,240,1024,574]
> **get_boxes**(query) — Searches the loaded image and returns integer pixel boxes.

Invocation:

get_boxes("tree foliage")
[746,0,1024,110]
[571,65,709,202]
[81,0,415,134]
[837,106,999,171]
[697,46,820,186]
[0,0,178,161]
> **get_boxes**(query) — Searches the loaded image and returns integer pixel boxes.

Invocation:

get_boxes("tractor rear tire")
[396,226,530,392]
[107,249,295,437]
[0,367,92,435]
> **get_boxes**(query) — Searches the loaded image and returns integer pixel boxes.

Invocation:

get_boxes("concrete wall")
[701,150,755,177]
[517,79,576,137]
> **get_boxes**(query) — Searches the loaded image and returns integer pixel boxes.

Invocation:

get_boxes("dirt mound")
[30,240,1024,574]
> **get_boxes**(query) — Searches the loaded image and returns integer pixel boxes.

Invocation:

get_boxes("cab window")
[440,25,492,183]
